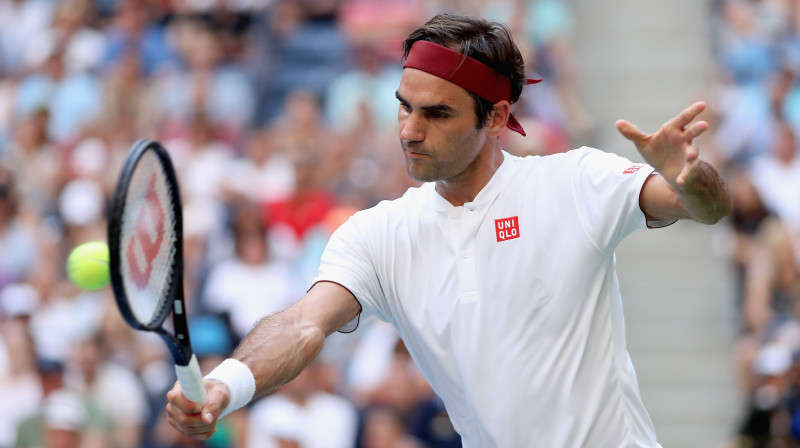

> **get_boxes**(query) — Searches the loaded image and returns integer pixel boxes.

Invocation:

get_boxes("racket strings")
[120,152,178,327]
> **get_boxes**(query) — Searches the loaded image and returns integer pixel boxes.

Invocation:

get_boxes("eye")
[400,102,412,113]
[427,111,448,119]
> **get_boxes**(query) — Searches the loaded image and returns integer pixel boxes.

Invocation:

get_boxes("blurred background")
[0,0,798,447]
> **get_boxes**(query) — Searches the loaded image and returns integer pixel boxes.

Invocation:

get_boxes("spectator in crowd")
[262,123,337,261]
[163,111,237,239]
[13,357,112,448]
[63,332,149,448]
[0,292,40,447]
[737,342,796,446]
[101,0,178,78]
[248,360,359,448]
[0,165,38,291]
[154,16,255,145]
[0,108,64,222]
[709,1,800,443]
[269,89,330,163]
[324,42,404,134]
[14,29,103,146]
[15,388,92,448]
[97,48,153,161]
[748,118,800,255]
[45,0,108,77]
[225,129,296,207]
[359,405,422,448]
[202,202,302,341]
[26,260,106,366]
[256,0,349,124]
[0,0,55,77]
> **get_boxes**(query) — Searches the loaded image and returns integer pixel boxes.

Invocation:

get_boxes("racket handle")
[175,354,207,405]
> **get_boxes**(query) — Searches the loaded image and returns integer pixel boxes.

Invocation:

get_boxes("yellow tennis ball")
[67,242,110,291]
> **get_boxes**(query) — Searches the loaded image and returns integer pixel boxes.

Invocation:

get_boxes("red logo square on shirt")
[495,216,520,242]
[623,165,643,174]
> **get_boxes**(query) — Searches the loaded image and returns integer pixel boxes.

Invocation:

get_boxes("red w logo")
[125,175,166,289]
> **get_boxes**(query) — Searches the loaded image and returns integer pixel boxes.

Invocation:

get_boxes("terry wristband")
[205,358,256,418]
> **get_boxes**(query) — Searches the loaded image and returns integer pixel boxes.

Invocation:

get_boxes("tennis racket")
[107,139,206,404]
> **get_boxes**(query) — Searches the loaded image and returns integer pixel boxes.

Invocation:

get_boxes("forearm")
[231,307,326,397]
[168,284,358,436]
[674,160,731,225]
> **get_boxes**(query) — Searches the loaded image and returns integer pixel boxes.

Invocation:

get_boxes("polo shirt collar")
[431,150,512,212]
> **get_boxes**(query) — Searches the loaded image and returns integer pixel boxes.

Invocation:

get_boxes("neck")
[435,146,504,206]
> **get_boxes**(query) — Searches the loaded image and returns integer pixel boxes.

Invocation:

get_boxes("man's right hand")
[165,379,231,439]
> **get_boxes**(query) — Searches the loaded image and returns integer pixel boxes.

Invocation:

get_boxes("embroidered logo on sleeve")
[495,216,520,242]
[623,164,644,174]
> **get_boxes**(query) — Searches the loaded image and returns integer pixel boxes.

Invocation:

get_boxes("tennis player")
[166,13,731,447]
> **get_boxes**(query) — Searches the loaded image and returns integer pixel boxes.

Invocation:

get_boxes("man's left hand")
[615,101,709,189]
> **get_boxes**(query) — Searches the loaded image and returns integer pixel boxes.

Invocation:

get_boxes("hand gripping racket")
[108,139,206,404]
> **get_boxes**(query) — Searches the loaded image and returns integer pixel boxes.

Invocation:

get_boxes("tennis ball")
[67,242,110,291]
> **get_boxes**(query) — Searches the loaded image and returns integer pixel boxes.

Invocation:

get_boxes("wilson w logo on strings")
[126,174,166,289]
[495,216,520,242]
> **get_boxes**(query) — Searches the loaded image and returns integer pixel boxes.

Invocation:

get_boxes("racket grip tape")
[175,354,207,405]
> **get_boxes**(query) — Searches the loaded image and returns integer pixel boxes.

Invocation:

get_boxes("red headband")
[403,40,541,136]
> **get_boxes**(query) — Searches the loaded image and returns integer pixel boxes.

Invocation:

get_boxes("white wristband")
[204,358,256,418]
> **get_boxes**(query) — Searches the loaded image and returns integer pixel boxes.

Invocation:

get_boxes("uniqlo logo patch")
[495,216,520,242]
[623,164,643,174]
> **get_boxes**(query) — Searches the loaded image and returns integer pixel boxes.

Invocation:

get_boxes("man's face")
[396,68,489,183]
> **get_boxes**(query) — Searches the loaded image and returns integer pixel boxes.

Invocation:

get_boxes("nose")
[399,111,424,143]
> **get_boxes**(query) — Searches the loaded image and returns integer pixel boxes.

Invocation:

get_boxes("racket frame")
[108,139,194,368]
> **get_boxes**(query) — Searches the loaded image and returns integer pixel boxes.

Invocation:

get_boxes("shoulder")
[499,147,606,186]
[326,185,434,255]
[548,146,644,177]
[504,147,605,170]
[548,146,612,165]
[348,184,432,225]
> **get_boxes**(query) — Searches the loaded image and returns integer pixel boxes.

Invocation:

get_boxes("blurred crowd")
[706,0,800,446]
[11,0,800,447]
[0,0,586,447]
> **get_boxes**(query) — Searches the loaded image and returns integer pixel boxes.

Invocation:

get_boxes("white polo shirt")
[316,147,662,447]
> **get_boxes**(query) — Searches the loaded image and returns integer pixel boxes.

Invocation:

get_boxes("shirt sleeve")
[571,148,656,253]
[314,212,388,326]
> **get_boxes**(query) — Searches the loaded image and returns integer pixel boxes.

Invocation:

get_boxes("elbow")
[716,197,733,223]
[699,196,733,225]
[709,179,734,224]
[698,214,724,226]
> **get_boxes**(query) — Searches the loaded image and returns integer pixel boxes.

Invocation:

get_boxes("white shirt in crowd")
[204,258,302,339]
[247,390,359,448]
[750,154,800,229]
[316,148,664,448]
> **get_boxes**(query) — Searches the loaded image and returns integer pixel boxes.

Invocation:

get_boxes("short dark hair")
[401,14,527,128]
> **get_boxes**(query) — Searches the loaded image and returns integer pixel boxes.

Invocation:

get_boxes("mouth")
[401,140,431,159]
[407,151,429,158]
[403,145,430,159]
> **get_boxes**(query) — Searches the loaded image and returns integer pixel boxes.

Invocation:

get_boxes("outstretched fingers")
[684,120,708,141]
[668,101,706,131]
[615,119,648,145]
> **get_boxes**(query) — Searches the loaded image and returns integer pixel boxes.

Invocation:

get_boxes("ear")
[487,101,511,138]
